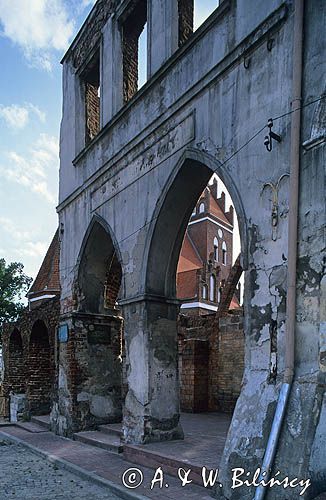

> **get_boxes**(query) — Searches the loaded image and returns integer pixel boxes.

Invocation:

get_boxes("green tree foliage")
[0,259,33,340]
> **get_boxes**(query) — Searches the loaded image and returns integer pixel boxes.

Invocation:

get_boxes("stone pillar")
[147,0,178,78]
[51,311,123,436]
[122,298,183,444]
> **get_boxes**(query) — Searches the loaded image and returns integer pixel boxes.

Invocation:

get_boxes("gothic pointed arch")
[142,148,248,299]
[76,214,123,314]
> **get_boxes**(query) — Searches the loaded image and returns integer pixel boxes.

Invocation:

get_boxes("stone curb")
[0,430,149,500]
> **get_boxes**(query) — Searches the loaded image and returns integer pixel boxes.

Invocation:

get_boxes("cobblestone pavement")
[0,439,123,500]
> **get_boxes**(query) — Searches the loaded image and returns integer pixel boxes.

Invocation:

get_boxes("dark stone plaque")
[87,324,111,345]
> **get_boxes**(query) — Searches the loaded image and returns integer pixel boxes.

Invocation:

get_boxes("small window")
[209,275,216,302]
[202,284,208,300]
[222,241,227,265]
[122,0,147,103]
[81,50,100,145]
[214,237,218,261]
[199,202,205,214]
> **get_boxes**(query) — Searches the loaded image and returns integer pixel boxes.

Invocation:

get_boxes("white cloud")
[0,216,32,241]
[19,241,48,258]
[0,133,58,203]
[0,0,74,71]
[0,103,46,130]
[0,105,29,129]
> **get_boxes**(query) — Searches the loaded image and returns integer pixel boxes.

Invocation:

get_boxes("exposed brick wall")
[2,298,59,417]
[180,339,208,412]
[208,310,244,412]
[122,0,147,103]
[7,329,25,394]
[178,308,244,413]
[27,320,53,415]
[178,0,194,47]
[104,253,122,308]
[56,312,123,433]
[85,82,100,144]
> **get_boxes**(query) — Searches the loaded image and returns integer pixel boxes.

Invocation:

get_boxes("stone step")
[123,445,207,487]
[15,421,48,433]
[73,430,123,454]
[30,415,51,430]
[98,423,122,438]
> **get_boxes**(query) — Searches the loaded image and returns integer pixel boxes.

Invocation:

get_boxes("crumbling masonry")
[52,1,325,499]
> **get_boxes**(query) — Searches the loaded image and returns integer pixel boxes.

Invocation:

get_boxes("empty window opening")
[178,0,219,46]
[202,284,208,300]
[122,0,147,103]
[209,274,216,302]
[194,0,219,31]
[222,241,227,265]
[81,51,100,145]
[199,202,205,213]
[214,237,218,261]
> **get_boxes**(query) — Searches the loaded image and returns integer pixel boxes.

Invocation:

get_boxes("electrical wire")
[58,93,325,274]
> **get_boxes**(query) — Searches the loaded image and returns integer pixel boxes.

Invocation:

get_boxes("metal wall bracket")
[264,118,282,151]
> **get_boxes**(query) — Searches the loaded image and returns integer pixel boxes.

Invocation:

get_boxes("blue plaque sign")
[58,324,69,343]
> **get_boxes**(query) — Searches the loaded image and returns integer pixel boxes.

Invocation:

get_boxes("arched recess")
[27,320,53,415]
[77,215,123,314]
[72,214,124,427]
[8,329,25,394]
[143,148,248,298]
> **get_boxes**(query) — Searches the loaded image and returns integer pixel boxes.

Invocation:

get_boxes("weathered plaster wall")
[56,0,325,498]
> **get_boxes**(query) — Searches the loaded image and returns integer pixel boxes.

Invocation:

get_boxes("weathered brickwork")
[7,329,25,395]
[122,0,147,103]
[27,320,53,415]
[104,253,122,309]
[180,339,209,411]
[178,309,244,413]
[178,0,194,47]
[2,298,59,418]
[51,312,123,435]
[85,82,100,144]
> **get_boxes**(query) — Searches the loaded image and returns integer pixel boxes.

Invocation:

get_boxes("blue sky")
[0,0,219,283]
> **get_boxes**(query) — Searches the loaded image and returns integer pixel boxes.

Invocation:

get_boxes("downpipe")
[254,1,304,499]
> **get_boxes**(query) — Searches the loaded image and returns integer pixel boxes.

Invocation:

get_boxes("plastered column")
[147,0,178,78]
[122,298,183,444]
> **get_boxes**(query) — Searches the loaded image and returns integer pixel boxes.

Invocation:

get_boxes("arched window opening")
[222,241,227,265]
[202,284,208,300]
[214,237,218,261]
[209,274,216,302]
[199,202,205,214]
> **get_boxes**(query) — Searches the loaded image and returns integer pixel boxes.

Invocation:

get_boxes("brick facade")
[2,298,59,418]
[178,308,244,413]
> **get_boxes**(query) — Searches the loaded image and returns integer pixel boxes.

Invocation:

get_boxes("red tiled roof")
[177,233,203,273]
[209,196,231,225]
[28,229,60,296]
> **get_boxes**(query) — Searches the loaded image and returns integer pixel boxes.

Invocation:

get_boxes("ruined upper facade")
[56,1,325,499]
